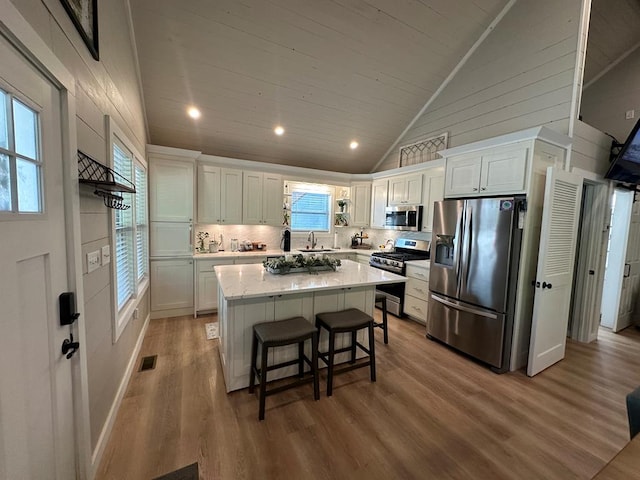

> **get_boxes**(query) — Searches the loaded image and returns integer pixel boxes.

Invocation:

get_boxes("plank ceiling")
[129,0,509,173]
[129,0,640,174]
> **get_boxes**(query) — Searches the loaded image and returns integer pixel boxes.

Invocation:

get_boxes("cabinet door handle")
[472,187,478,191]
[481,187,486,191]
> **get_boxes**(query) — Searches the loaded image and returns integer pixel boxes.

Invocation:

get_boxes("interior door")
[0,35,76,479]
[615,195,640,331]
[527,167,583,376]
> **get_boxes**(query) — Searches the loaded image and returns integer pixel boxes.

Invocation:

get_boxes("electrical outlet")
[87,250,100,273]
[133,308,139,320]
[626,109,635,120]
[101,245,111,266]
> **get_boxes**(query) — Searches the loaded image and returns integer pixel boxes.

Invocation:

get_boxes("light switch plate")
[87,250,100,273]
[626,109,635,120]
[101,245,111,266]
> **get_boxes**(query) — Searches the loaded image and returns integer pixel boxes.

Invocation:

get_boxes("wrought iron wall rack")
[77,150,135,210]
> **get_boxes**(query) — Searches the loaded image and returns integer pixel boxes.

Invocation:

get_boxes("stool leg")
[298,341,305,378]
[327,330,336,397]
[311,332,319,401]
[259,344,269,421]
[249,333,258,394]
[382,297,388,344]
[368,322,376,382]
[350,331,357,364]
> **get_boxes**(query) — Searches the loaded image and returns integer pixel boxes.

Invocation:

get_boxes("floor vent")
[139,355,157,372]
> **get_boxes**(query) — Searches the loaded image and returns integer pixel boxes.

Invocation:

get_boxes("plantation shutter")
[114,141,134,310]
[135,163,148,282]
[291,191,330,231]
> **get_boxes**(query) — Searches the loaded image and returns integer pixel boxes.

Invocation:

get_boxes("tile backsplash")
[195,224,430,252]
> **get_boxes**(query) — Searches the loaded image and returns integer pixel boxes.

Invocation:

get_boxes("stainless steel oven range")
[369,238,430,316]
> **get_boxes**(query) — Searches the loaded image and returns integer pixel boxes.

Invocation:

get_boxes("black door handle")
[61,333,79,359]
[542,282,552,289]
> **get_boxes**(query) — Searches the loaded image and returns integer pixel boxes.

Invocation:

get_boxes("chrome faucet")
[308,231,317,249]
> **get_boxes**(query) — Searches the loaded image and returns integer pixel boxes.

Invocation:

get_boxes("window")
[289,182,332,233]
[109,117,148,341]
[0,89,42,214]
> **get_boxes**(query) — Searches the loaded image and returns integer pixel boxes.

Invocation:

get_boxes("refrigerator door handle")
[454,205,465,289]
[430,293,498,319]
[460,205,473,292]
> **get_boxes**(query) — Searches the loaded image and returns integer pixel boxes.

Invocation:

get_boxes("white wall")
[570,120,612,175]
[376,0,582,172]
[580,45,640,143]
[11,0,148,458]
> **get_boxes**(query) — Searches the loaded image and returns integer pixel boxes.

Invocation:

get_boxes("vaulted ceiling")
[129,0,640,174]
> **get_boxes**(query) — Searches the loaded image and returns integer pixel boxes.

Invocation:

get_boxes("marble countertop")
[215,259,406,300]
[194,248,382,259]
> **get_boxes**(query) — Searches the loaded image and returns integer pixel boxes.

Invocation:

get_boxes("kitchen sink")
[297,249,335,253]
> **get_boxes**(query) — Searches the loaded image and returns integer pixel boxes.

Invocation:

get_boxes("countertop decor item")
[196,231,209,252]
[263,254,341,274]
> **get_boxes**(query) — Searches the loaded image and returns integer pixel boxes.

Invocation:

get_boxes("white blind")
[291,191,330,232]
[135,164,148,282]
[114,141,134,310]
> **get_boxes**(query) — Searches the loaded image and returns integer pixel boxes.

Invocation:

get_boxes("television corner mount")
[77,150,135,210]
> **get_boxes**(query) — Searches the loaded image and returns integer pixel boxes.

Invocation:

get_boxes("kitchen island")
[215,259,406,392]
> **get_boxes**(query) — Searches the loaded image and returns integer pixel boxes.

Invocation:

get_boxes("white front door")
[615,195,640,331]
[0,35,76,479]
[527,167,583,376]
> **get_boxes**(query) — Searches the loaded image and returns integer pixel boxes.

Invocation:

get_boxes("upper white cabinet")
[444,144,528,197]
[421,166,445,232]
[149,158,194,222]
[197,165,243,224]
[242,171,283,225]
[350,182,371,227]
[370,179,388,229]
[388,173,423,206]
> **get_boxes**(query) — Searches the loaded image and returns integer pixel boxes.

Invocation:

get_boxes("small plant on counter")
[196,231,209,252]
[263,254,341,274]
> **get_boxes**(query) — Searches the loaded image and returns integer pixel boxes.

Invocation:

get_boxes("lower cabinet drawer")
[406,277,429,298]
[404,295,428,324]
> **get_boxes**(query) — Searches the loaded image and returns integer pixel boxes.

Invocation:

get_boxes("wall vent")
[139,355,157,372]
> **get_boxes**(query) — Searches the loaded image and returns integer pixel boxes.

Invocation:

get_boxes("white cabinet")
[370,179,388,229]
[195,258,234,313]
[388,173,422,206]
[421,166,445,232]
[149,159,193,222]
[242,171,283,225]
[404,261,430,325]
[150,222,192,256]
[356,253,372,265]
[150,259,194,312]
[197,165,243,224]
[444,145,528,197]
[350,182,371,227]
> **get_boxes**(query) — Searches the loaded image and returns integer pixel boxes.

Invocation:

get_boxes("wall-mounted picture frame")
[60,0,99,61]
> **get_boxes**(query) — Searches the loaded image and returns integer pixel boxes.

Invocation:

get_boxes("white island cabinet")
[215,260,406,392]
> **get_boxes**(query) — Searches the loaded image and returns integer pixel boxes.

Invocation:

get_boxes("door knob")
[61,333,80,359]
[542,282,552,289]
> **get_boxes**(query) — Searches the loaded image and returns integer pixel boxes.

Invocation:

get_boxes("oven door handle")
[430,293,497,319]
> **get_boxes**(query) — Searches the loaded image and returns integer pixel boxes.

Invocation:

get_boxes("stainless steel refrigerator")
[427,197,525,373]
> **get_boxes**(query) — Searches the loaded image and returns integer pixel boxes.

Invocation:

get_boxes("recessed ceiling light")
[274,126,285,136]
[350,141,359,150]
[187,107,201,119]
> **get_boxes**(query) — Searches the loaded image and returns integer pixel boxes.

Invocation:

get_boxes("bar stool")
[249,317,319,420]
[315,308,376,396]
[374,292,389,344]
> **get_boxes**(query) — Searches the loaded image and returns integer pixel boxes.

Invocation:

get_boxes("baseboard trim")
[89,312,151,478]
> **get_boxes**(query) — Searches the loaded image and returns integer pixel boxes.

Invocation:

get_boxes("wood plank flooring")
[95,312,640,480]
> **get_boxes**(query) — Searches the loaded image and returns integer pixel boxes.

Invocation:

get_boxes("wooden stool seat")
[249,316,319,420]
[374,292,389,344]
[315,308,376,396]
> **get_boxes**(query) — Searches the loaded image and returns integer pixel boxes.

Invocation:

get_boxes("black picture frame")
[60,0,99,61]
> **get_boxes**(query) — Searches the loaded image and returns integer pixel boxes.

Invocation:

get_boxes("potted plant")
[337,199,347,212]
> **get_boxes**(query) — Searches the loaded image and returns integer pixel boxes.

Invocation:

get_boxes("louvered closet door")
[527,167,583,376]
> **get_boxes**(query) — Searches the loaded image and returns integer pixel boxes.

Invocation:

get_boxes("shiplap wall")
[376,0,582,172]
[13,0,148,463]
[570,120,612,176]
[580,45,640,143]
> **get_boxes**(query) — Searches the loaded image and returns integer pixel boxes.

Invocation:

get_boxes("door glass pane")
[0,91,7,150]
[0,153,10,211]
[13,99,38,160]
[17,158,40,212]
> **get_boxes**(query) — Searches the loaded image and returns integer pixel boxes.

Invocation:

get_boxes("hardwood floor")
[95,313,640,480]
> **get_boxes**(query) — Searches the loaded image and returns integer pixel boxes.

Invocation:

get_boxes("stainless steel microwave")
[384,205,423,231]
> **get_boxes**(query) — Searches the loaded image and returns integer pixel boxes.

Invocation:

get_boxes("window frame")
[287,181,335,236]
[107,116,148,342]
[0,84,45,219]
